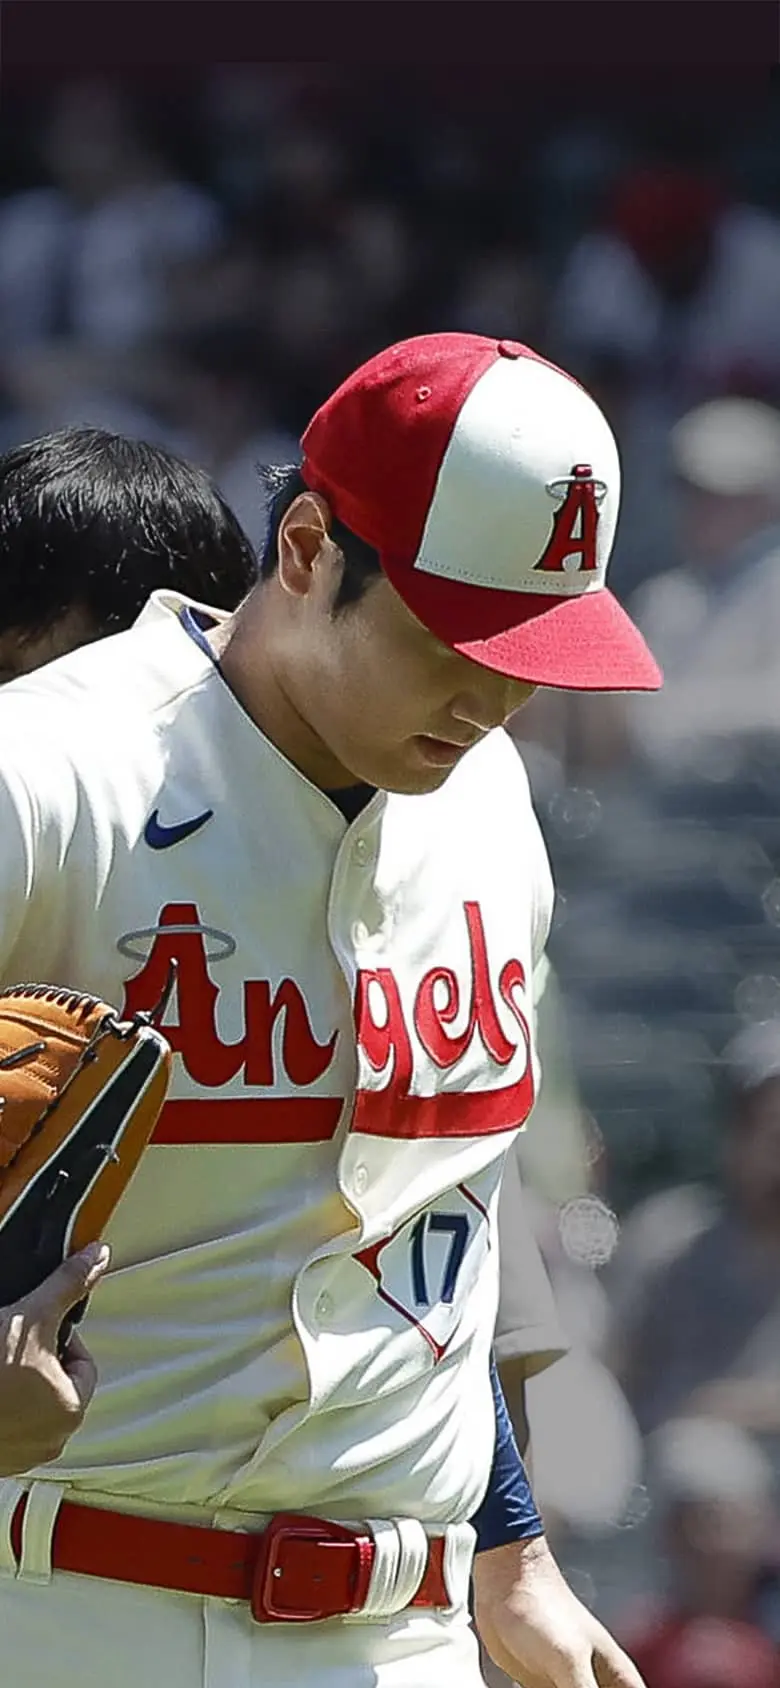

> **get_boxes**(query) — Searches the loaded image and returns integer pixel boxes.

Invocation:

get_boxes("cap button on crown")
[497,340,523,359]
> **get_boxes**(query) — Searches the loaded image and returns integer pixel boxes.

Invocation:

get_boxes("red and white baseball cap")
[301,333,661,691]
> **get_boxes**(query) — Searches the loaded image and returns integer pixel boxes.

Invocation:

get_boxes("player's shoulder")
[0,592,217,737]
[0,593,219,811]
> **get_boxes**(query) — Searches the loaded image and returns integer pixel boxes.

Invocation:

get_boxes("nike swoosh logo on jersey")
[143,808,214,849]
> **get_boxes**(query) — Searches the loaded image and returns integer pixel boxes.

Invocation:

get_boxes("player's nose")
[450,670,534,733]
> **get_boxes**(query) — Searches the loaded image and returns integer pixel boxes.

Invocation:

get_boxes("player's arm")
[0,752,110,1472]
[474,1360,646,1686]
[473,1357,537,1688]
[472,1353,543,1554]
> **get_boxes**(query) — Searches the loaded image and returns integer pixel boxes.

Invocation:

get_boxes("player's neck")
[208,595,358,792]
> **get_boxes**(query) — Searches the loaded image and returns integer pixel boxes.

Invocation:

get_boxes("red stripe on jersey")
[351,1067,534,1139]
[151,1068,533,1146]
[152,1097,344,1145]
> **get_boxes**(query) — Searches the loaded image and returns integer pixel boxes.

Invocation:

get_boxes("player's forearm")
[473,1534,647,1688]
[472,1353,543,1554]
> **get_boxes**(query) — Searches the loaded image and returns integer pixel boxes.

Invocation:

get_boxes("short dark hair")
[0,428,258,641]
[259,465,382,612]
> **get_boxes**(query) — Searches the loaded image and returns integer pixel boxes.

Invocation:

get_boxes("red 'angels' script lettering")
[352,901,534,1139]
[122,903,336,1089]
[535,464,603,573]
[414,902,521,1067]
[122,899,534,1142]
[353,969,414,1092]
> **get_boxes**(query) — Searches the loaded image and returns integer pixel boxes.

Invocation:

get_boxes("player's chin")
[381,751,464,796]
[343,740,466,797]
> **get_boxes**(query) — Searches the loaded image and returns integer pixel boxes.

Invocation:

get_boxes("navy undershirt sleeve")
[471,1354,544,1552]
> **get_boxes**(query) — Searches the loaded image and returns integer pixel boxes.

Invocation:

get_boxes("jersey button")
[315,1291,334,1323]
[351,919,369,946]
[352,1164,369,1196]
[353,837,370,866]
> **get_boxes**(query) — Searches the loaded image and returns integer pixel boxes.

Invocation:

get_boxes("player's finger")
[59,1328,99,1411]
[23,1244,111,1334]
[586,1613,647,1688]
[594,1645,647,1688]
[562,1659,600,1688]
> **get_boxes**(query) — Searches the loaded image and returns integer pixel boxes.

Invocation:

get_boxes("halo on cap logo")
[537,463,608,575]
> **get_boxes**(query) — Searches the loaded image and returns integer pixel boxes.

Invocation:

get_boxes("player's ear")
[277,492,335,600]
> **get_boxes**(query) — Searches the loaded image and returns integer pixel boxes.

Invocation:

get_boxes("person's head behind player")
[0,427,257,683]
[241,333,661,797]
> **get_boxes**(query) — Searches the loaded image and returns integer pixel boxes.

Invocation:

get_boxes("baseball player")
[0,419,565,1493]
[0,418,566,1485]
[0,334,659,1688]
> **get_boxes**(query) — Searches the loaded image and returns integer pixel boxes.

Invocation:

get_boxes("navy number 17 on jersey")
[354,1183,491,1362]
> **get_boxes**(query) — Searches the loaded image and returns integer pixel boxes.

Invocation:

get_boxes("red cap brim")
[382,558,662,692]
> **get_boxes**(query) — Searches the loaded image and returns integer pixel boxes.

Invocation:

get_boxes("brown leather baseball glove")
[0,984,171,1342]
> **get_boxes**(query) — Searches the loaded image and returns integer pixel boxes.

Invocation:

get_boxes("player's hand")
[473,1534,646,1688]
[0,1243,110,1476]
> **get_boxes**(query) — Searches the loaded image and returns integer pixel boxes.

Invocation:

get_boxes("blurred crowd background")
[2,65,780,1687]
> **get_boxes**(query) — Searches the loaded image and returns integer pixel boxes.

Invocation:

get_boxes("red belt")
[11,1496,449,1623]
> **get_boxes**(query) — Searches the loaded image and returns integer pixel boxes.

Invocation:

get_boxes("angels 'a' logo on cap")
[536,464,608,575]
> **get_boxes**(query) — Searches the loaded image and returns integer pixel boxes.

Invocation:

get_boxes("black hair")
[259,464,382,613]
[0,428,258,641]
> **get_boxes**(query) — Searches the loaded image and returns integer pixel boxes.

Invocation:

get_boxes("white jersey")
[0,592,553,1529]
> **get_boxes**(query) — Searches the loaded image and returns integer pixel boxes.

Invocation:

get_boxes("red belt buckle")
[251,1513,375,1623]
